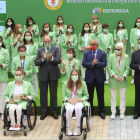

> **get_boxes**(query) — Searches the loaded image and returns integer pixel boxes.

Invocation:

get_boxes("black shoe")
[133,112,139,119]
[52,113,59,119]
[40,114,47,120]
[91,112,94,116]
[99,112,106,119]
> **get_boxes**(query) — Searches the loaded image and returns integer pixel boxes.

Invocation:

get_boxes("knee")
[75,105,82,112]
[16,105,22,113]
[66,107,73,114]
[9,107,15,113]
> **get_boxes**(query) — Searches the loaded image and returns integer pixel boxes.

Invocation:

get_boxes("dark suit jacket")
[35,46,61,82]
[82,49,107,84]
[130,50,140,85]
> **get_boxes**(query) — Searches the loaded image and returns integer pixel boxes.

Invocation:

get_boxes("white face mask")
[19,51,26,56]
[15,76,23,81]
[25,36,32,41]
[93,19,98,23]
[67,29,73,33]
[44,28,49,32]
[115,50,121,55]
[19,28,22,33]
[66,53,73,59]
[7,22,12,26]
[71,75,78,82]
[136,23,140,27]
[58,20,63,24]
[0,42,2,46]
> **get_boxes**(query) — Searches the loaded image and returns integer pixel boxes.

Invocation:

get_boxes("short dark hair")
[18,45,26,51]
[67,48,76,58]
[138,38,140,41]
[102,23,109,29]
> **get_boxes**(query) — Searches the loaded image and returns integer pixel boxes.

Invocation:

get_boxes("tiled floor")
[0,115,140,139]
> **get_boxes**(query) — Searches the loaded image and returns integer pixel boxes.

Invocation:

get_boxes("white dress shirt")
[119,30,122,42]
[85,33,89,47]
[137,29,140,39]
[26,45,30,55]
[104,34,107,42]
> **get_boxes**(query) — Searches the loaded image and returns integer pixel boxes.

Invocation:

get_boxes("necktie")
[46,49,50,62]
[92,51,95,60]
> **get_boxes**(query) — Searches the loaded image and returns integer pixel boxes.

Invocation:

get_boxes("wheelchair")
[3,100,37,136]
[59,102,92,140]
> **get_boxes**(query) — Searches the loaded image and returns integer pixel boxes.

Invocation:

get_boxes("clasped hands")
[68,99,82,105]
[8,94,26,104]
[42,51,52,60]
[114,74,124,83]
[92,58,98,66]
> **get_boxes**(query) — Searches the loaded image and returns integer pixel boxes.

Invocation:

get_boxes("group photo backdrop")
[0,0,139,114]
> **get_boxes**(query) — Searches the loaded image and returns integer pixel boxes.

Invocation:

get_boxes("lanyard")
[71,88,78,97]
[21,59,25,70]
[117,57,121,70]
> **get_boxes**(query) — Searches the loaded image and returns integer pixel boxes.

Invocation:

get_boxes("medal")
[118,70,121,74]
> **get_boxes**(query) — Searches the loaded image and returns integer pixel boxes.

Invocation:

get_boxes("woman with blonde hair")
[10,24,24,58]
[62,69,89,135]
[107,42,129,120]
[90,15,102,38]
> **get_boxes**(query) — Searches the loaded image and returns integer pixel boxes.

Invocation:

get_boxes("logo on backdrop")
[92,7,129,14]
[44,0,63,10]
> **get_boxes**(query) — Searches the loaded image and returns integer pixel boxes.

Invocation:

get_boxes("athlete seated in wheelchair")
[3,66,37,135]
[59,69,92,140]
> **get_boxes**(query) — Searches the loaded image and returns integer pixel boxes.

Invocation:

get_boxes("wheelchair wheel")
[83,132,87,140]
[27,100,37,130]
[24,131,27,136]
[86,105,92,131]
[59,132,63,140]
[3,130,6,136]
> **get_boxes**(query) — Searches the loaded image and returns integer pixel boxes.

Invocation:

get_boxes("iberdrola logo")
[92,7,102,14]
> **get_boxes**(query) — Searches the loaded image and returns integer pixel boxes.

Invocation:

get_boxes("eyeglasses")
[90,43,97,46]
[44,41,51,43]
[115,49,121,51]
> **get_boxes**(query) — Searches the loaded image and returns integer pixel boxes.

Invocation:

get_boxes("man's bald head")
[43,35,52,45]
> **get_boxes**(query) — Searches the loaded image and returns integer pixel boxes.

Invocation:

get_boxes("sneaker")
[66,128,72,136]
[9,125,15,131]
[105,81,108,85]
[1,113,4,121]
[72,117,76,120]
[73,127,80,136]
[120,113,125,120]
[14,125,21,131]
[110,114,115,120]
[130,79,134,84]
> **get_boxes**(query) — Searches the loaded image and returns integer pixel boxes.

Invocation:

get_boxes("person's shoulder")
[98,49,106,54]
[2,47,8,53]
[13,55,19,60]
[124,53,129,58]
[73,58,79,62]
[38,47,44,51]
[26,55,32,60]
[8,81,15,86]
[108,33,113,36]
[131,28,136,32]
[64,81,68,86]
[84,49,90,54]
[23,80,31,86]
[82,80,86,85]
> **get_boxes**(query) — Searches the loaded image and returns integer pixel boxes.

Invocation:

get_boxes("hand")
[20,93,25,99]
[23,71,26,75]
[47,52,52,60]
[8,100,16,104]
[77,99,82,103]
[0,63,3,67]
[68,100,74,105]
[17,36,21,41]
[119,76,124,83]
[72,61,76,69]
[59,29,63,33]
[61,58,66,65]
[67,40,71,45]
[20,41,23,44]
[105,51,108,54]
[94,58,98,64]
[79,49,85,52]
[32,29,35,34]
[114,74,120,81]
[42,51,47,60]
[133,46,137,51]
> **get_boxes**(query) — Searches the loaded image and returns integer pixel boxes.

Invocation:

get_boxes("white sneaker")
[9,125,15,131]
[1,113,4,121]
[120,113,125,120]
[105,80,108,85]
[111,114,115,120]
[66,128,72,136]
[72,117,76,120]
[130,79,134,84]
[14,125,21,131]
[73,127,80,136]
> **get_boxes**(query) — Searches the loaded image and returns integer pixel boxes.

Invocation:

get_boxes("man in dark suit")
[130,48,140,119]
[82,38,107,119]
[35,36,61,120]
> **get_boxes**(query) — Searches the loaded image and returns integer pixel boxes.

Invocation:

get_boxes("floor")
[1,115,140,139]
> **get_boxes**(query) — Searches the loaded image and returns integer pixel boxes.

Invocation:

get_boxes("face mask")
[93,19,98,23]
[25,36,32,41]
[84,28,89,31]
[7,22,12,26]
[28,22,33,25]
[136,23,140,27]
[44,43,51,48]
[44,28,49,32]
[58,20,63,24]
[19,52,26,56]
[90,45,95,51]
[115,50,121,55]
[71,75,78,82]
[66,53,73,59]
[19,28,22,33]
[15,76,23,82]
[103,29,108,33]
[118,24,123,28]
[0,42,2,46]
[67,29,73,33]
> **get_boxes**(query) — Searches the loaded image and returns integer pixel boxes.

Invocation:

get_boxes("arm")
[53,25,59,36]
[71,34,77,48]
[23,25,27,33]
[130,52,140,70]
[25,58,33,77]
[97,52,107,68]
[62,82,70,102]
[60,34,67,48]
[130,29,135,48]
[4,84,10,103]
[61,62,66,75]
[31,43,38,61]
[38,36,43,48]
[108,34,114,52]
[11,58,16,76]
[82,52,93,69]
[2,50,9,69]
[107,55,115,77]
[114,29,118,43]
[124,29,128,44]
[98,35,103,50]
[35,49,44,66]
[51,32,57,46]
[34,25,39,37]
[78,33,82,50]
[27,83,36,100]
[80,82,89,101]
[123,55,129,78]
[51,47,61,64]
[96,24,102,35]
[75,60,80,70]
